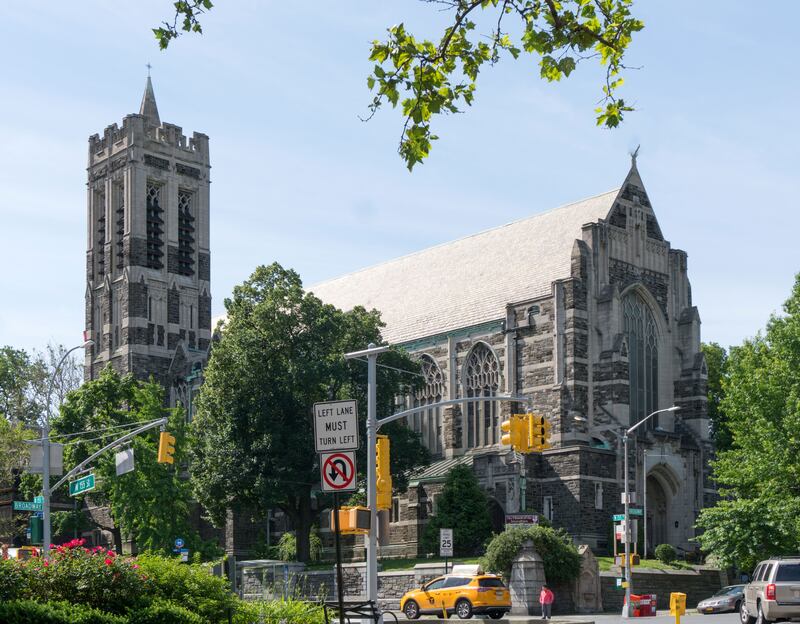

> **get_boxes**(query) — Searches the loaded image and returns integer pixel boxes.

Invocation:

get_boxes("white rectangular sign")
[440,528,453,557]
[313,400,359,452]
[115,448,135,476]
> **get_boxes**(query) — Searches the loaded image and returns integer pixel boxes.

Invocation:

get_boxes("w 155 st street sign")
[69,474,96,496]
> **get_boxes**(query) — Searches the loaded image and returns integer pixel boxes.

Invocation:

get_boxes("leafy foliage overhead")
[153,1,642,169]
[696,274,800,571]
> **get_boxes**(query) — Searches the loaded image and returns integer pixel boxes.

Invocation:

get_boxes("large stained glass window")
[411,355,444,455]
[464,343,500,447]
[623,291,659,427]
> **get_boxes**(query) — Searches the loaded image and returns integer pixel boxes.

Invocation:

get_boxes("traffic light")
[501,414,527,450]
[157,431,176,464]
[331,506,371,535]
[528,413,551,452]
[376,435,392,511]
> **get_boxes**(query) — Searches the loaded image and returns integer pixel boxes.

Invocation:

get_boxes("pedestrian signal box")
[331,506,371,535]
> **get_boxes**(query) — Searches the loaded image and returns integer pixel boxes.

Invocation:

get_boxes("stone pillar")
[572,545,603,613]
[510,539,546,615]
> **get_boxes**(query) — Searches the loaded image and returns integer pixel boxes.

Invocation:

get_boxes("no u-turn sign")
[320,451,357,492]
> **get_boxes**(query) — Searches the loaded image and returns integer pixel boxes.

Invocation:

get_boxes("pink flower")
[132,564,139,569]
[44,560,49,567]
[104,558,113,565]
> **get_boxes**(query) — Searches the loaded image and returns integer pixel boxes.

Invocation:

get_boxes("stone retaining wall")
[599,567,728,612]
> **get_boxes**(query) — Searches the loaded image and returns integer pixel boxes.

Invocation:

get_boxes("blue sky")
[0,1,797,354]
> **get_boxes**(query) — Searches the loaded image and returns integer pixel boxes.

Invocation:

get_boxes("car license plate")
[495,590,504,599]
[703,608,714,613]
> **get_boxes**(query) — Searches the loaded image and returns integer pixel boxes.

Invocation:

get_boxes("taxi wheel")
[488,610,505,620]
[455,599,473,619]
[403,599,420,620]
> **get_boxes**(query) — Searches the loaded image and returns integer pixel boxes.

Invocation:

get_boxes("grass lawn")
[597,556,694,572]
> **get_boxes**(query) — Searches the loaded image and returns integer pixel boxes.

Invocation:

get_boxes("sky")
[0,1,798,355]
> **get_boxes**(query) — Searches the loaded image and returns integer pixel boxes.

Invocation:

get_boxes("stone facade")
[84,77,211,405]
[312,161,713,558]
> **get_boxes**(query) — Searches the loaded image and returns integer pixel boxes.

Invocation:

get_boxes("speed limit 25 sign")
[439,528,453,557]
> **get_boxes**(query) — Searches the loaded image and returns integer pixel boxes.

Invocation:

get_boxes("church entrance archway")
[646,473,669,555]
[488,498,505,533]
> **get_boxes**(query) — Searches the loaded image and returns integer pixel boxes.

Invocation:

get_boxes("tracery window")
[412,355,444,455]
[146,183,164,269]
[464,343,500,448]
[177,190,196,276]
[623,291,659,427]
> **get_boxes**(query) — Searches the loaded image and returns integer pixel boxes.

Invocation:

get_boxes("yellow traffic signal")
[157,431,176,464]
[527,413,551,452]
[376,435,392,511]
[501,414,527,450]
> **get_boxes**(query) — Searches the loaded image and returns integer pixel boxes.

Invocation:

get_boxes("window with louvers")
[464,343,500,448]
[623,291,659,428]
[411,355,444,455]
[114,185,124,272]
[146,183,164,269]
[177,191,196,276]
[96,191,106,277]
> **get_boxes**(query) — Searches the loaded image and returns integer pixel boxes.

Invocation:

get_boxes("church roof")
[309,187,620,344]
[139,76,160,127]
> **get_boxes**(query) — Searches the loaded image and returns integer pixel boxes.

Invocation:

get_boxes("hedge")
[480,525,581,582]
[0,600,126,624]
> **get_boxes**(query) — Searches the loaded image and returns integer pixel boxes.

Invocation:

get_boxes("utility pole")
[42,340,93,557]
[622,405,680,617]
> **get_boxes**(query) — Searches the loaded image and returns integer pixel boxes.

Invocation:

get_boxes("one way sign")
[320,451,357,493]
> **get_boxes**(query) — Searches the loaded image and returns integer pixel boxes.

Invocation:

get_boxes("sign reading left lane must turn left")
[313,400,358,452]
[320,451,357,492]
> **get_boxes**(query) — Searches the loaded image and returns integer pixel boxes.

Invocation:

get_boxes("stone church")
[84,77,211,406]
[311,162,713,556]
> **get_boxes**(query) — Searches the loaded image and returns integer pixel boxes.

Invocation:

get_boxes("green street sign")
[612,514,625,521]
[13,501,43,512]
[630,508,643,517]
[69,474,96,496]
[33,495,44,504]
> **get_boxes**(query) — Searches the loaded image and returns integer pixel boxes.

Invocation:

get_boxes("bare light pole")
[42,340,93,557]
[622,405,680,617]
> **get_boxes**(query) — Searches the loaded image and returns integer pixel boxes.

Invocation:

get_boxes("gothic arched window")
[464,343,500,447]
[412,355,444,455]
[623,291,659,427]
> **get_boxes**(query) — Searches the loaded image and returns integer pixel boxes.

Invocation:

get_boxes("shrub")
[481,525,581,582]
[3,539,150,614]
[0,599,125,624]
[233,599,325,624]
[134,553,236,623]
[126,599,206,624]
[0,558,34,601]
[655,543,677,564]
[276,530,323,562]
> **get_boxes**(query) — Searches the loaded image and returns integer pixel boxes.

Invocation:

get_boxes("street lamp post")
[42,340,93,557]
[622,405,680,618]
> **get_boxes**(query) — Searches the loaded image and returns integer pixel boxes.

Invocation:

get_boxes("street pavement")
[385,610,740,623]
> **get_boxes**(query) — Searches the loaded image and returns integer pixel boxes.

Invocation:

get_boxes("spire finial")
[139,73,161,128]
[146,62,152,77]
[630,144,640,167]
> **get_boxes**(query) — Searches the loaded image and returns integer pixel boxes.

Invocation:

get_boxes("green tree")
[190,263,428,562]
[421,464,492,556]
[53,367,207,555]
[696,274,800,571]
[701,342,731,451]
[153,1,642,169]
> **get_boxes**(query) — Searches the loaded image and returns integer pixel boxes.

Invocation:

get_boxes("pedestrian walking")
[539,583,555,619]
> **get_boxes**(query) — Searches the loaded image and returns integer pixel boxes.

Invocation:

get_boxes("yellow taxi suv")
[400,572,511,620]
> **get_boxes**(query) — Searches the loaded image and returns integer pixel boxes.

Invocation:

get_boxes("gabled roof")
[310,187,621,344]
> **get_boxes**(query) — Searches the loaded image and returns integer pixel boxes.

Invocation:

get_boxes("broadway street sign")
[69,473,96,496]
[13,501,43,512]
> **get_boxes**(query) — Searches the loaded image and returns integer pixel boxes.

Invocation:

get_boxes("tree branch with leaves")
[153,0,642,169]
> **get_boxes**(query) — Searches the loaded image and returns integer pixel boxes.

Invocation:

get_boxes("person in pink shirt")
[539,584,555,619]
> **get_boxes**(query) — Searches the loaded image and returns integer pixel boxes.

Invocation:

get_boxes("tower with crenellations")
[84,77,211,403]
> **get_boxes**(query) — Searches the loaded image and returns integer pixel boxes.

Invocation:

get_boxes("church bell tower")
[84,77,211,403]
